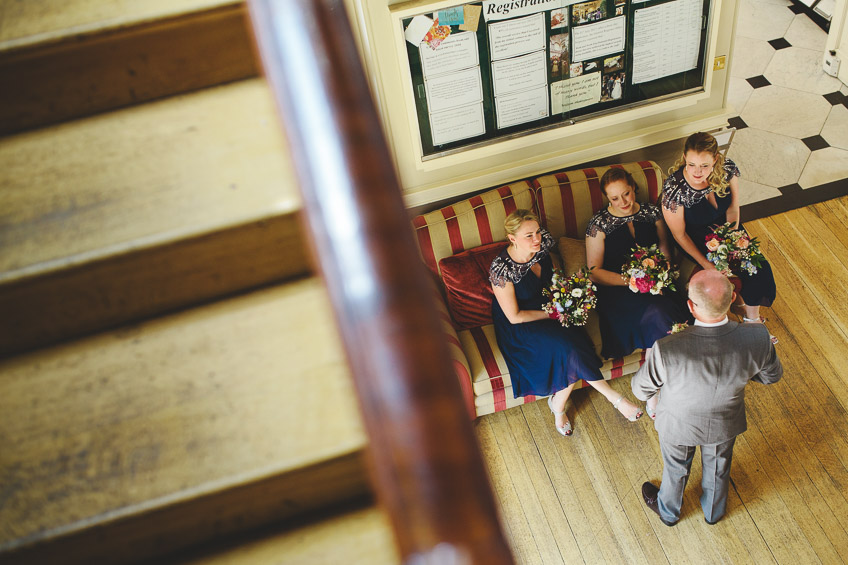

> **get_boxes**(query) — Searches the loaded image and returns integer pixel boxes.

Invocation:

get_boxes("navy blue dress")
[586,204,688,359]
[490,230,603,398]
[662,158,776,307]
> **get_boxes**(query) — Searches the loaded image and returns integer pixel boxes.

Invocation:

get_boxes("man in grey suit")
[632,269,782,526]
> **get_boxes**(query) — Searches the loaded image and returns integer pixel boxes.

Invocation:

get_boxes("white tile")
[729,36,775,79]
[798,147,848,188]
[737,177,782,206]
[727,127,810,187]
[727,77,754,114]
[821,105,848,150]
[741,85,831,138]
[784,14,828,51]
[841,84,848,96]
[764,46,843,94]
[737,0,795,41]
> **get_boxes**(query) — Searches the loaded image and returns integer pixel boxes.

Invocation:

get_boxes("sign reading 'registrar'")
[482,0,573,21]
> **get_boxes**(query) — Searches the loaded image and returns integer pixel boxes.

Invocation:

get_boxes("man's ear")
[687,299,695,315]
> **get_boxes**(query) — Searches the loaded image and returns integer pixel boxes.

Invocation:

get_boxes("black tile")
[824,91,846,105]
[727,116,748,130]
[801,135,830,151]
[746,75,771,89]
[768,38,792,50]
[788,4,804,13]
[778,183,803,194]
[741,176,848,222]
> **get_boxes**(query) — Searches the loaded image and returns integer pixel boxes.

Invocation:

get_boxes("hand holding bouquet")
[621,244,677,295]
[543,268,597,327]
[705,223,764,276]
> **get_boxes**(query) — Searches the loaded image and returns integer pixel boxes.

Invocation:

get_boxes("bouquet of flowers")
[542,268,597,327]
[705,223,764,276]
[621,244,678,295]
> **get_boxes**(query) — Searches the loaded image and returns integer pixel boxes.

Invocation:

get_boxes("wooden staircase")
[0,2,400,563]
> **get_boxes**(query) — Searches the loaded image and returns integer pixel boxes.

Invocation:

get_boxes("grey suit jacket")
[631,321,783,446]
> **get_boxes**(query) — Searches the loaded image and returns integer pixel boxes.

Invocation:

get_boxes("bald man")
[632,270,782,526]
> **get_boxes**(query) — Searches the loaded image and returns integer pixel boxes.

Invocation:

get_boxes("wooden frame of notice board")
[354,0,733,205]
[397,0,714,160]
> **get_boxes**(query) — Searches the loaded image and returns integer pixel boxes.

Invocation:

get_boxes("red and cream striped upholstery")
[412,181,536,277]
[413,162,664,418]
[430,275,475,419]
[534,161,663,237]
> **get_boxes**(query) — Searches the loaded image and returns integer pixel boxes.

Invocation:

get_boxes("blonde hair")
[504,209,540,236]
[669,132,730,198]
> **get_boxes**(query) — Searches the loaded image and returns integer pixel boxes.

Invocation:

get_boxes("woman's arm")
[656,218,674,261]
[662,205,716,271]
[725,175,740,228]
[492,281,550,325]
[585,232,626,286]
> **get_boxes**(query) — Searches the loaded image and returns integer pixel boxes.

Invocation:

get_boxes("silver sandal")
[547,395,573,436]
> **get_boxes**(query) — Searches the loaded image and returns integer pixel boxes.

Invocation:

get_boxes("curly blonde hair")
[504,209,540,236]
[669,132,729,198]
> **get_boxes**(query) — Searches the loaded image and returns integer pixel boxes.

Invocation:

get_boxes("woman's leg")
[585,378,642,419]
[741,304,761,321]
[551,382,577,428]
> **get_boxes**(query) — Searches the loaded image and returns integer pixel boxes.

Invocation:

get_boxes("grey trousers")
[657,436,736,523]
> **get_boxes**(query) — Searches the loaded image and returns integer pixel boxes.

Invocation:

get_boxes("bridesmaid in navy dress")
[490,209,642,437]
[585,169,688,417]
[661,132,777,342]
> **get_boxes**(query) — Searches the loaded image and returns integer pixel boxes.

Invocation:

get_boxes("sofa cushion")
[474,388,535,417]
[412,181,536,277]
[439,242,508,329]
[558,236,587,276]
[535,162,663,239]
[458,325,509,393]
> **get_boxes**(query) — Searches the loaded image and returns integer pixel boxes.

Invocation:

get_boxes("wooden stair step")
[0,78,307,357]
[0,277,370,565]
[0,0,258,134]
[162,504,399,565]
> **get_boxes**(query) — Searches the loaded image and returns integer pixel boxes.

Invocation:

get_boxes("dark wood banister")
[246,1,514,563]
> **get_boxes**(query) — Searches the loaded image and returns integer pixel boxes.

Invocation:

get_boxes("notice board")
[402,0,712,159]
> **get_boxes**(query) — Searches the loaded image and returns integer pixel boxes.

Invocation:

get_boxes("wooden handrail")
[246,1,513,563]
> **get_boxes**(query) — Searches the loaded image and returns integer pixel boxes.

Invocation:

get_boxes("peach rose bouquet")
[621,244,678,295]
[705,223,764,276]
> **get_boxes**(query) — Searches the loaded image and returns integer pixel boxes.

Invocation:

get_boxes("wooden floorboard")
[476,196,848,564]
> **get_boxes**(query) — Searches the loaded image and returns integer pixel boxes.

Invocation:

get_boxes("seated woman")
[585,169,688,418]
[490,209,643,436]
[661,132,777,342]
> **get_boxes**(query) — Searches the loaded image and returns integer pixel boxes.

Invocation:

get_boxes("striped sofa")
[413,161,667,418]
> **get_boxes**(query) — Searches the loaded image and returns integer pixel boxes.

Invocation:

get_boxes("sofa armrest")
[428,276,476,420]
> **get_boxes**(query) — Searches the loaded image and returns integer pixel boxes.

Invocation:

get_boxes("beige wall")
[346,0,739,206]
[826,0,848,85]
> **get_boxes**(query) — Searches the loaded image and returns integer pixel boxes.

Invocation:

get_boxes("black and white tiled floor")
[726,0,848,218]
[547,0,846,223]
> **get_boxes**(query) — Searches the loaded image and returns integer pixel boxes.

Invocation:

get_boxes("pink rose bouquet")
[705,223,764,276]
[543,268,597,327]
[621,244,677,295]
